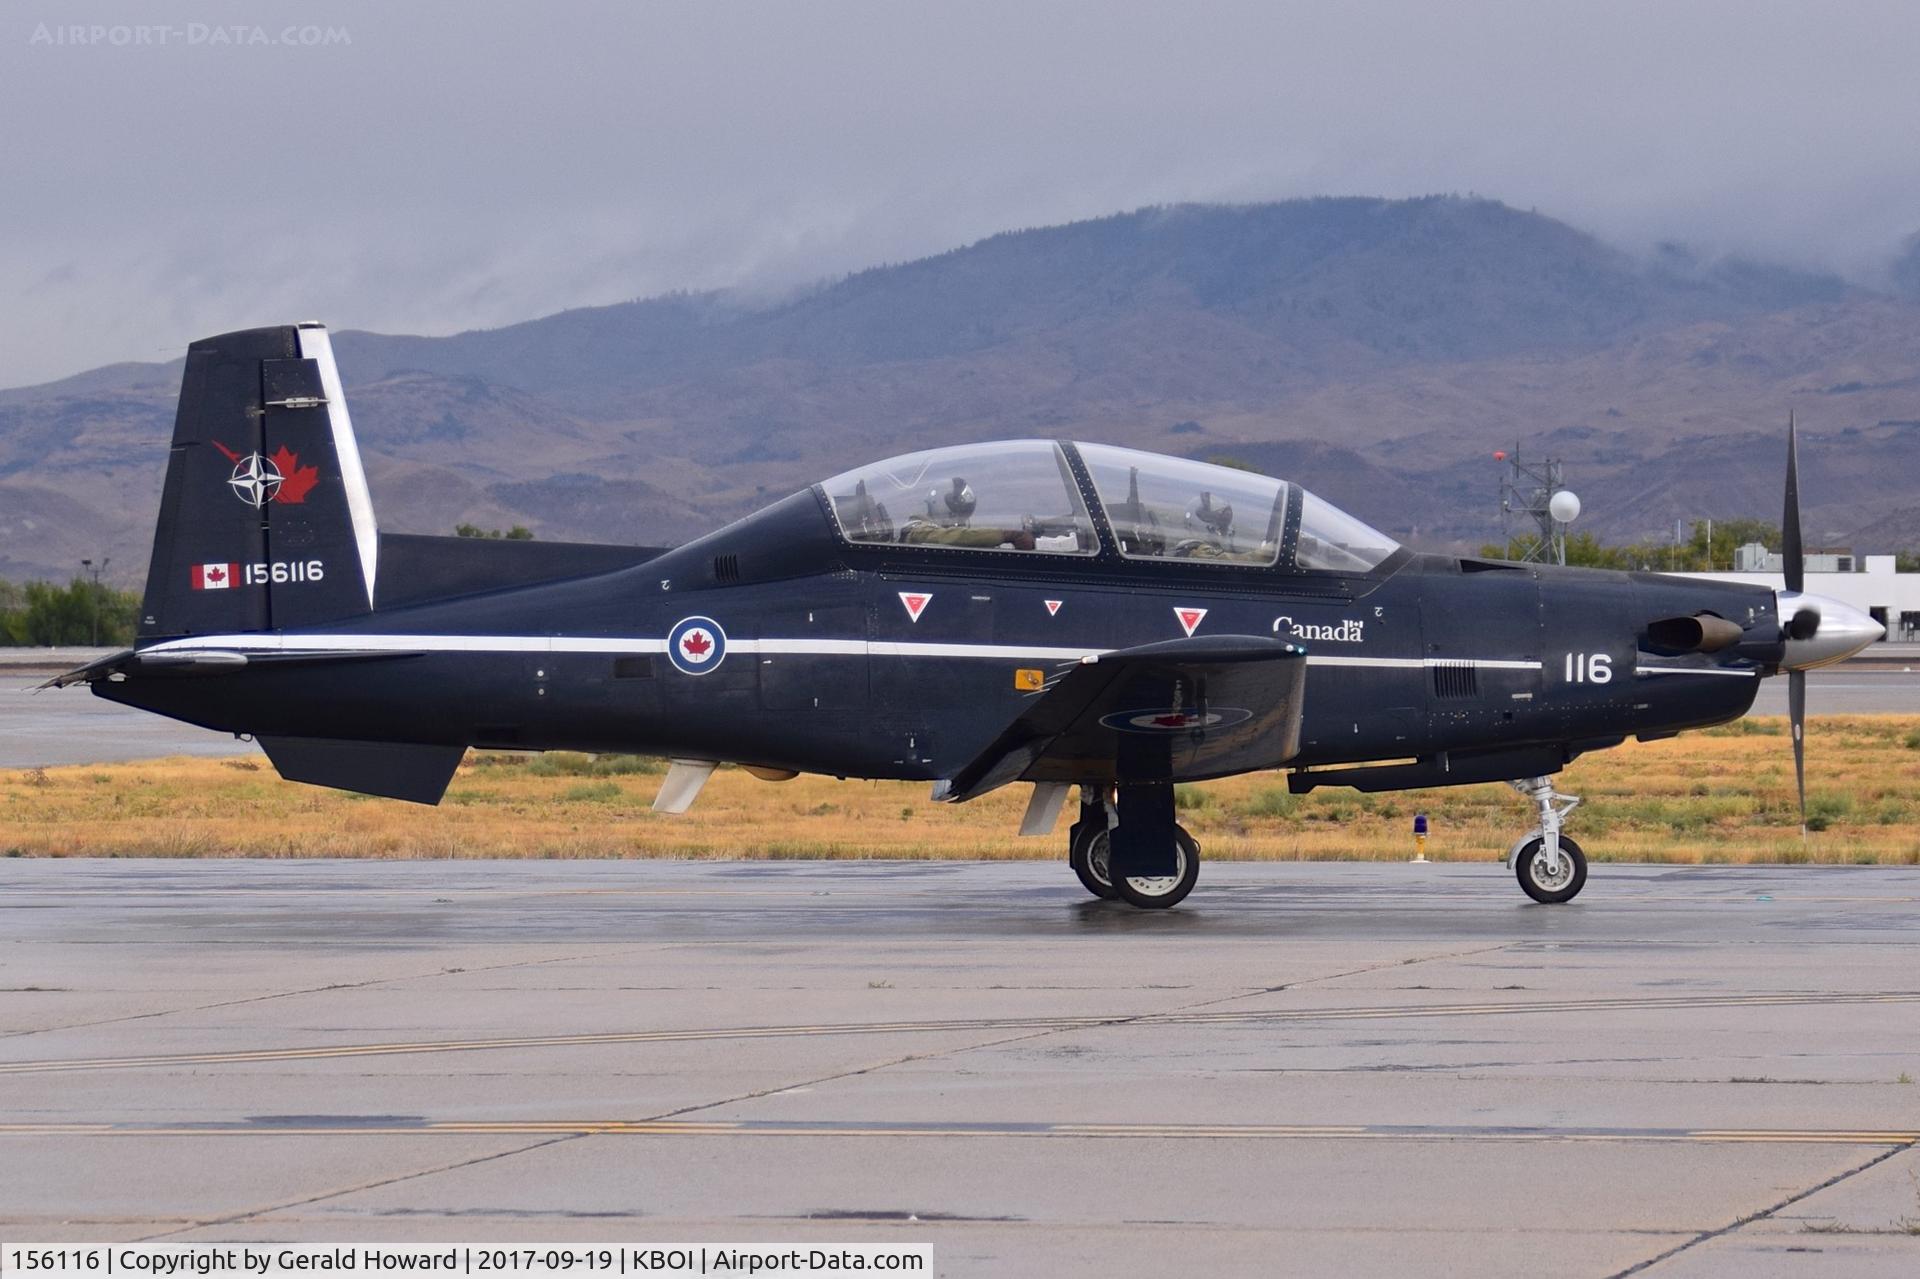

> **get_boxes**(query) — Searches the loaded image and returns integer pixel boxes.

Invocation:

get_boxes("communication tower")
[1496,447,1580,566]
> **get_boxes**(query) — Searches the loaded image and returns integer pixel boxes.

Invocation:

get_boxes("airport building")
[1682,544,1920,641]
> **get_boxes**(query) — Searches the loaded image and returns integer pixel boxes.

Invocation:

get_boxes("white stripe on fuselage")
[137,632,1547,670]
[1307,655,1543,671]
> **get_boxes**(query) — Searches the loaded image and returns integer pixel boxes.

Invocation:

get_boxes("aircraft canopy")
[819,440,1397,572]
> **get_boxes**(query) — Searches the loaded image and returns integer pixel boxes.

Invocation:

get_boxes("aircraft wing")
[938,635,1307,802]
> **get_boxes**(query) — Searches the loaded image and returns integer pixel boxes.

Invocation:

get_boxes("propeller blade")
[1789,668,1807,838]
[1782,413,1803,595]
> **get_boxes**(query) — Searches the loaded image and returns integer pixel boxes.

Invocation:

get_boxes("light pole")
[80,557,108,646]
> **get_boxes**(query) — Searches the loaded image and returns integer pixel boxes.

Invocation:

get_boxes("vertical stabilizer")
[139,323,379,640]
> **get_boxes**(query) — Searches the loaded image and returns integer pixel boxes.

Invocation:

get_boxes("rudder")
[140,323,378,640]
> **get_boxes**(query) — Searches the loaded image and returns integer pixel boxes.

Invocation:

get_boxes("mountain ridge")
[3,195,1916,585]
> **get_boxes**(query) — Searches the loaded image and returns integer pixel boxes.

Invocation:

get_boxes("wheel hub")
[1089,832,1189,899]
[1529,850,1573,891]
[1123,848,1186,899]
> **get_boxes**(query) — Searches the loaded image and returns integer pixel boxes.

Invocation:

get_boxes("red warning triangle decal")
[1175,606,1208,637]
[899,591,932,623]
[1044,599,1062,616]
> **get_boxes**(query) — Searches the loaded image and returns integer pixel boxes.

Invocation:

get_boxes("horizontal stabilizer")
[38,649,137,689]
[48,647,426,685]
[137,647,423,671]
[257,736,465,804]
[941,634,1308,802]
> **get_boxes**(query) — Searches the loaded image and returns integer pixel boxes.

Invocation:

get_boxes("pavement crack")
[1610,1140,1918,1277]
[1173,943,1517,1014]
[643,1027,1065,1124]
[133,1135,585,1241]
[0,944,671,1043]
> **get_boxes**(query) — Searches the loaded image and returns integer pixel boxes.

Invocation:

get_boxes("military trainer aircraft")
[53,325,1883,908]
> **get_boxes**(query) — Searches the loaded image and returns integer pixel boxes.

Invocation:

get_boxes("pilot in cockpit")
[836,479,894,543]
[1170,488,1276,562]
[899,475,1039,550]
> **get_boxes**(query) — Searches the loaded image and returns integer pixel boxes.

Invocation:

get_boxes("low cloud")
[5,0,1920,386]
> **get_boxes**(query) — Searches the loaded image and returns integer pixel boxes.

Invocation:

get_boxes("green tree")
[1482,519,1783,572]
[454,523,534,540]
[1682,519,1780,571]
[0,578,140,646]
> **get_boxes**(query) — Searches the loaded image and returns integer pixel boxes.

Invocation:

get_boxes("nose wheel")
[1507,776,1588,904]
[1514,833,1587,903]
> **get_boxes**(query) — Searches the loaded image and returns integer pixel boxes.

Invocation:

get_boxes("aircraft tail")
[139,323,379,641]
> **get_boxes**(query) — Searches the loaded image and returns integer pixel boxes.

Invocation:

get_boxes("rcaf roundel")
[898,591,932,623]
[666,615,727,675]
[1044,599,1062,616]
[1175,606,1208,637]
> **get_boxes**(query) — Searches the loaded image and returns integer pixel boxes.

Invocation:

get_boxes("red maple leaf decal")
[682,631,713,658]
[205,565,226,584]
[1151,713,1193,728]
[268,445,320,504]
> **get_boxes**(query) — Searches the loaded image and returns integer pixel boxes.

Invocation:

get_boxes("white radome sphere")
[1549,490,1581,523]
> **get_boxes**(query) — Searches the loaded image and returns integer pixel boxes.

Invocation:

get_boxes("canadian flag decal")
[1044,599,1062,616]
[1175,606,1208,637]
[192,562,238,591]
[898,591,932,623]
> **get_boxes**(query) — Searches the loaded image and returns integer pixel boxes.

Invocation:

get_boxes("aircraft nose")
[1776,590,1885,671]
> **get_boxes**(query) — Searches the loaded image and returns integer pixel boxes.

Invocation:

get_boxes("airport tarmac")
[3,859,1919,1276]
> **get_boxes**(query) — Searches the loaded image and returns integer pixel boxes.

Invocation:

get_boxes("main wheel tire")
[1515,834,1587,904]
[1110,825,1201,910]
[1069,821,1119,900]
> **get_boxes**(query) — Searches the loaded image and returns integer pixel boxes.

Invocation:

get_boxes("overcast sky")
[4,0,1918,387]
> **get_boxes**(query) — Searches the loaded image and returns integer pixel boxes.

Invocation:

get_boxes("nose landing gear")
[1507,776,1588,903]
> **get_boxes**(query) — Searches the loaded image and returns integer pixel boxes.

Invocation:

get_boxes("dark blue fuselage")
[103,485,1770,791]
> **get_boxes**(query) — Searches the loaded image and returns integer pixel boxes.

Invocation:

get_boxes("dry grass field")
[5,716,1920,864]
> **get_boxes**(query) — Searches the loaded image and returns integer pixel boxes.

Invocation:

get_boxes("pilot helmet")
[1185,490,1233,536]
[943,477,977,520]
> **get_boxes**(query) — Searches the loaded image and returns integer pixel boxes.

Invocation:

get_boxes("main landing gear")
[1068,786,1201,909]
[1507,776,1588,904]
